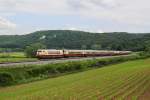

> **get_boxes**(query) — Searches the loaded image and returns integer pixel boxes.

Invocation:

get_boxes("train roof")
[37,49,132,52]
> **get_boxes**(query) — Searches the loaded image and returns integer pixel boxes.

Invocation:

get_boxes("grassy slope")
[0,59,150,100]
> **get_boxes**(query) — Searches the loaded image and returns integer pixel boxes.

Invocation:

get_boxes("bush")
[25,43,46,58]
[0,72,15,86]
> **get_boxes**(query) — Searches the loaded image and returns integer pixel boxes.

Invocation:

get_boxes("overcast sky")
[0,0,150,35]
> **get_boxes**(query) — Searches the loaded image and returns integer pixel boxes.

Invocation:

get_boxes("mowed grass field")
[0,52,26,58]
[0,58,150,100]
[0,52,37,63]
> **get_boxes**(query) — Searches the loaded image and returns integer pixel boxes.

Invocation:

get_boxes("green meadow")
[0,52,37,63]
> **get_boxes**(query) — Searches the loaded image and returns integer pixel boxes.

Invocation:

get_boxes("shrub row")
[0,54,148,86]
[0,72,15,86]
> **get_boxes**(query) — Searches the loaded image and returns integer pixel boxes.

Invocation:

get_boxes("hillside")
[0,58,149,100]
[0,30,150,51]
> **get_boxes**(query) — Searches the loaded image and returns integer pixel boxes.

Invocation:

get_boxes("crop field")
[0,58,149,100]
[0,52,37,63]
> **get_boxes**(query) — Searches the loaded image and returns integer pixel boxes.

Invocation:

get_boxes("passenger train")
[36,49,132,59]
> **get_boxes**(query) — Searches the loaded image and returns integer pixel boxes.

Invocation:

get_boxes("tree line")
[0,30,150,54]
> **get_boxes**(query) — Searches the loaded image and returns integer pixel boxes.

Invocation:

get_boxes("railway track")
[0,55,130,67]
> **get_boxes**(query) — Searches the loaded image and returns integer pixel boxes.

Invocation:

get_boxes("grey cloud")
[0,0,17,12]
[67,0,119,10]
[0,0,150,34]
[0,17,16,29]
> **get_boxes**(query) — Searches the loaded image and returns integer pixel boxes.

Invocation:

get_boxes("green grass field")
[0,58,37,63]
[0,52,26,58]
[0,58,149,100]
[0,52,37,63]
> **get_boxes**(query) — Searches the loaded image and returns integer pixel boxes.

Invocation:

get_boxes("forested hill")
[0,30,150,51]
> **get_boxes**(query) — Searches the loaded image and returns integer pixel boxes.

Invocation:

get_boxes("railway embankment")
[0,55,134,67]
[0,54,148,87]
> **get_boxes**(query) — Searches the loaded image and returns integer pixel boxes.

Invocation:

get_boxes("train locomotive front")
[36,49,64,59]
